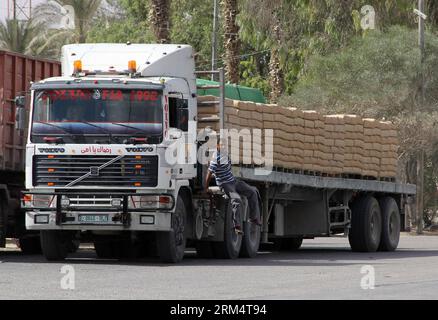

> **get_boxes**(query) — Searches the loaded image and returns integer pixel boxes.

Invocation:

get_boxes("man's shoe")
[250,218,262,226]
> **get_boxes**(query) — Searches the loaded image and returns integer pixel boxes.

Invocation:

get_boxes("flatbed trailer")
[230,166,416,250]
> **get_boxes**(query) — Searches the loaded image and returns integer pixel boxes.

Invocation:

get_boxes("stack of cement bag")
[197,95,399,179]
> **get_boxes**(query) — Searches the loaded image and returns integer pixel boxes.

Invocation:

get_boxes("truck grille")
[33,155,158,187]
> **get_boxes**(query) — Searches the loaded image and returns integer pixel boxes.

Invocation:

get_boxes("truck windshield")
[31,88,163,143]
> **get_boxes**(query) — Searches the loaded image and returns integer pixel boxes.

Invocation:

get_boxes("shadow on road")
[1,245,438,268]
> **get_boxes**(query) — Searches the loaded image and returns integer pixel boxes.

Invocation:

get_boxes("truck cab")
[22,44,200,262]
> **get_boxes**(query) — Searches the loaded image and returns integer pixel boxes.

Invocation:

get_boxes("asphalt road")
[0,234,437,300]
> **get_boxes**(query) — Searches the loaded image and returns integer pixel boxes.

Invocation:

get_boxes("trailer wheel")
[157,195,187,263]
[378,197,400,252]
[212,199,242,259]
[19,235,42,254]
[240,199,261,258]
[196,241,214,258]
[273,237,303,251]
[40,230,69,261]
[348,196,382,252]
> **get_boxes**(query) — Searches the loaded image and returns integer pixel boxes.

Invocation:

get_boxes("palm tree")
[149,0,171,44]
[34,0,102,44]
[222,0,240,84]
[240,0,283,102]
[0,19,46,55]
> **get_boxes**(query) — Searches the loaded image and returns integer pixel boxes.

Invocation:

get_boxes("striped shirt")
[208,151,235,186]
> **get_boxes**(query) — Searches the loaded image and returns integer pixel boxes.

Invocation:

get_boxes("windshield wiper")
[110,122,152,135]
[110,123,162,143]
[34,122,77,140]
[77,121,119,143]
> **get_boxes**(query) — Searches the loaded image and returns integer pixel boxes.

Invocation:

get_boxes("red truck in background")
[0,50,61,252]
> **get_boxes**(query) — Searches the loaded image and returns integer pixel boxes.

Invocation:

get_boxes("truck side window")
[169,97,188,132]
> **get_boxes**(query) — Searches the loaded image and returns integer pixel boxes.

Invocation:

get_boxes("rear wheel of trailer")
[378,197,400,252]
[348,195,382,252]
[157,195,187,263]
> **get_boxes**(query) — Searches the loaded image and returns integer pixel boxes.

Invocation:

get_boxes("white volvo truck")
[20,43,416,263]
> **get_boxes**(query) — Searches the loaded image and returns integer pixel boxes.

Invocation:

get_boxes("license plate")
[78,214,109,223]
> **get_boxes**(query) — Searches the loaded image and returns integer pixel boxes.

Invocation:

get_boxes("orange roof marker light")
[128,60,137,73]
[73,60,82,73]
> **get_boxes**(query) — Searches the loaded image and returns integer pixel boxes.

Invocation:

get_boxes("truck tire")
[196,241,214,258]
[40,230,69,261]
[157,195,187,263]
[378,197,400,252]
[19,235,42,254]
[348,196,382,252]
[240,199,261,258]
[212,199,242,259]
[273,237,303,251]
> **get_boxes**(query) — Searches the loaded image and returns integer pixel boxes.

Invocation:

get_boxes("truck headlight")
[129,195,173,210]
[22,194,55,208]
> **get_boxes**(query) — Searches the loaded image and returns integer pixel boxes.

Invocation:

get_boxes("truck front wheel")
[348,196,382,252]
[157,195,187,263]
[40,230,70,261]
[378,197,400,252]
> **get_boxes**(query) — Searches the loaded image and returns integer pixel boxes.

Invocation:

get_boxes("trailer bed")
[234,166,416,195]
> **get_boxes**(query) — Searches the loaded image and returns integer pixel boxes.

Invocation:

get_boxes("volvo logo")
[38,148,65,153]
[90,167,100,176]
[125,147,153,153]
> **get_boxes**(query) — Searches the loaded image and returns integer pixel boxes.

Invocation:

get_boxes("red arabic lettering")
[80,146,112,154]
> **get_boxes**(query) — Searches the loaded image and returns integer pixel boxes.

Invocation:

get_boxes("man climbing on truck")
[205,136,262,234]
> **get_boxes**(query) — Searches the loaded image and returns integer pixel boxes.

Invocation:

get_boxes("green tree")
[170,0,218,70]
[0,19,48,56]
[150,0,171,43]
[222,0,240,83]
[282,26,438,187]
[34,0,102,44]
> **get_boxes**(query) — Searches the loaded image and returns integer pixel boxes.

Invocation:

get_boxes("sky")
[0,0,46,22]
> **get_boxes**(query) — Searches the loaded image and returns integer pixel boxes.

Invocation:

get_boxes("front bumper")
[23,191,173,231]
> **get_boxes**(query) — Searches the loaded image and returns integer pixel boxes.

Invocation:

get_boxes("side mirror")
[14,96,26,131]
